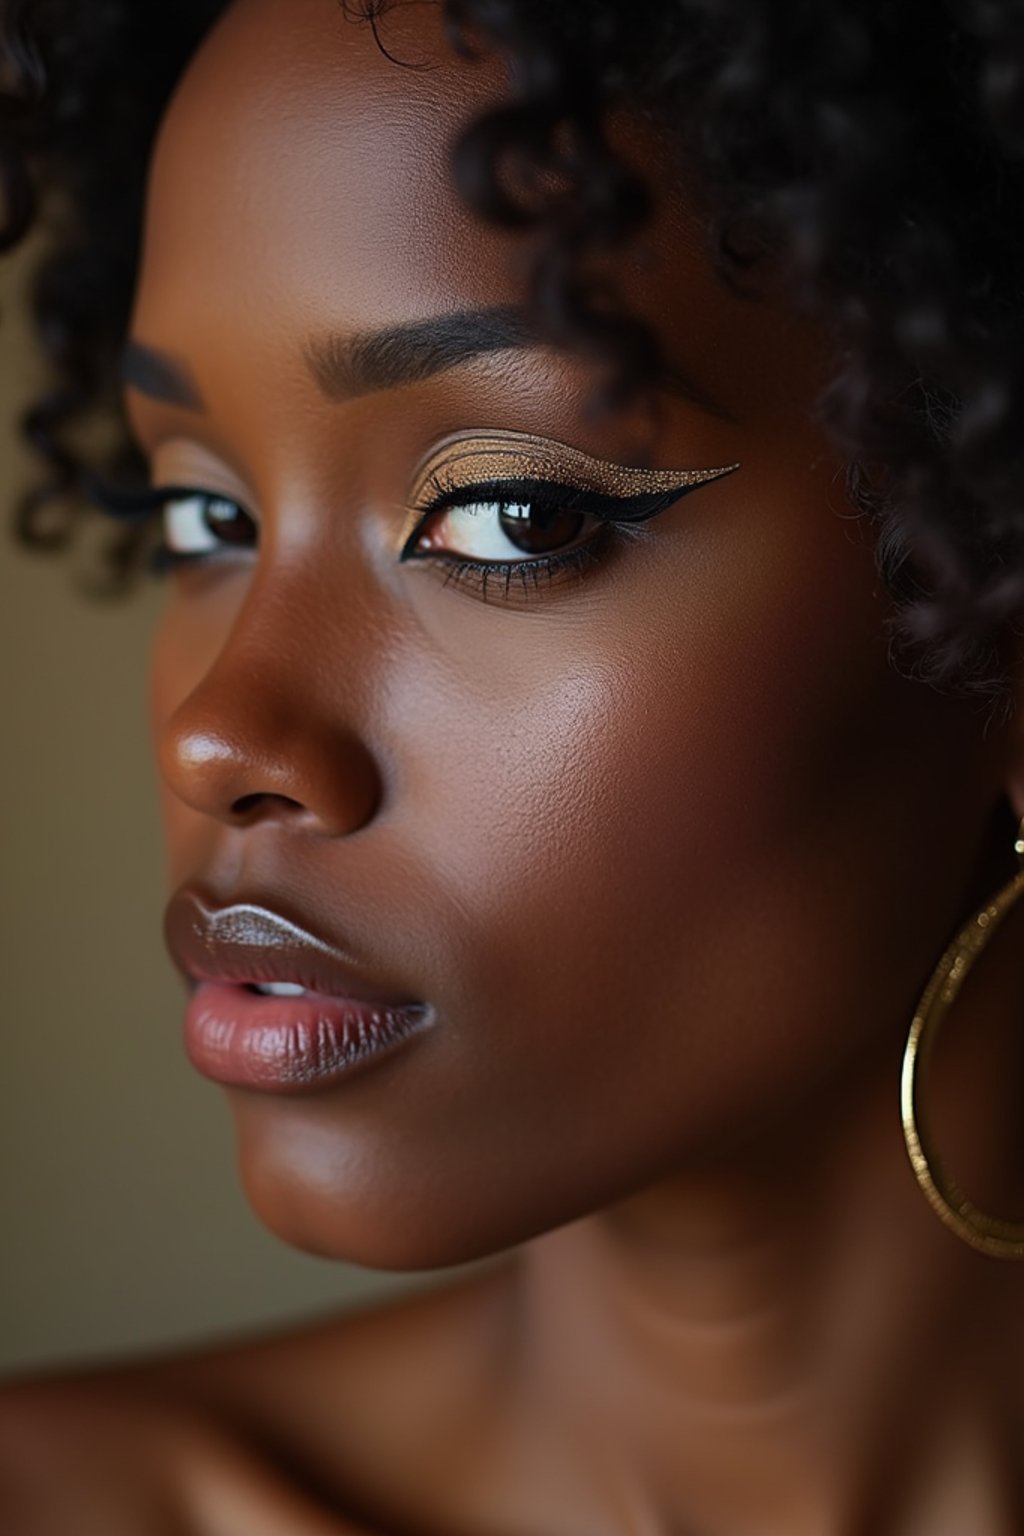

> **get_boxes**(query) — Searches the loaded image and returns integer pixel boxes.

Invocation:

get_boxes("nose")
[156,606,383,838]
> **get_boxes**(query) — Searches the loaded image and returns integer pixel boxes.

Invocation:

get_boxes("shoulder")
[0,1259,517,1536]
[0,1355,368,1536]
[0,1372,231,1535]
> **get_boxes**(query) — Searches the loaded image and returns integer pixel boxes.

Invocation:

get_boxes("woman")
[3,0,1024,1528]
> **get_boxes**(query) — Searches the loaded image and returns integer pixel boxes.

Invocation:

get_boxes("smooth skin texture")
[5,1,1024,1531]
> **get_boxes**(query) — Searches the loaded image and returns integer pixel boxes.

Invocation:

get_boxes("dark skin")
[5,0,1024,1530]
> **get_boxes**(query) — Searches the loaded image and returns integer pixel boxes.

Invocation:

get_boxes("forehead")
[136,0,525,339]
[133,0,829,443]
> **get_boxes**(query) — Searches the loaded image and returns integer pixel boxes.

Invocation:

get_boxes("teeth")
[253,982,307,997]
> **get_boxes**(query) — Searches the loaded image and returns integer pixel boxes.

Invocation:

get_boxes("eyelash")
[84,469,696,600]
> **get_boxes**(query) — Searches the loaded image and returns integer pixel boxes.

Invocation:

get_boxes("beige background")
[0,251,422,1378]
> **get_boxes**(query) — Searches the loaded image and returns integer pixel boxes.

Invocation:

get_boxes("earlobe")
[1007,777,1024,825]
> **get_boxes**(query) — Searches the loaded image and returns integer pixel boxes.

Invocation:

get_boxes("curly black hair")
[3,0,1024,709]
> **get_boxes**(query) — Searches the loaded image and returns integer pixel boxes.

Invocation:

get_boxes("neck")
[511,1008,1022,1536]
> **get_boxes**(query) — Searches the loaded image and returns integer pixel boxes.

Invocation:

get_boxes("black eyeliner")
[85,474,206,521]
[398,475,704,564]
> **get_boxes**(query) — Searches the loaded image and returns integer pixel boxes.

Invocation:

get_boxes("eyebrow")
[306,306,540,400]
[120,306,731,419]
[120,341,205,409]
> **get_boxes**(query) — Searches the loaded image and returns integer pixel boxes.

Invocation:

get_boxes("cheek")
[399,466,881,954]
[379,469,959,1159]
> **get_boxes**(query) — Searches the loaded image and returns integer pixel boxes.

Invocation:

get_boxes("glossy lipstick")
[164,890,434,1093]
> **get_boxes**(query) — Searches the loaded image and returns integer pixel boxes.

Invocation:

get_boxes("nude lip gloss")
[183,981,434,1093]
[165,888,434,1093]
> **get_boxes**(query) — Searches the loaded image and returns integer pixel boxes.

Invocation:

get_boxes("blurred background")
[0,249,419,1378]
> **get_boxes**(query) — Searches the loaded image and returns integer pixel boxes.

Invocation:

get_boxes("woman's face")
[132,0,1019,1267]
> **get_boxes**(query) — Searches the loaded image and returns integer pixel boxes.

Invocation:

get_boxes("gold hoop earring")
[901,814,1024,1259]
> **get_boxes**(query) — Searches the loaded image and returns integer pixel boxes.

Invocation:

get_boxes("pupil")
[204,498,253,544]
[498,502,585,554]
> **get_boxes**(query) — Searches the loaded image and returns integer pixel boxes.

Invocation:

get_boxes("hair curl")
[3,0,1024,706]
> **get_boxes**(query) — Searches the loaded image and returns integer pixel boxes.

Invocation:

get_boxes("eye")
[162,493,257,557]
[409,489,594,565]
[399,477,655,570]
[83,475,259,569]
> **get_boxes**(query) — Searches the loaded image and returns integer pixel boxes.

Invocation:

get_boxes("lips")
[164,888,433,1092]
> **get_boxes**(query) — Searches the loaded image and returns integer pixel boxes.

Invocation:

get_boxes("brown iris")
[204,497,256,545]
[498,501,587,555]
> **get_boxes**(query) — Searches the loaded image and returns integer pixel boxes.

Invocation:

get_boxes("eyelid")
[403,428,739,546]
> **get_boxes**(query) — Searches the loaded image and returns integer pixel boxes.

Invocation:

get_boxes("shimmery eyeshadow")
[408,428,739,517]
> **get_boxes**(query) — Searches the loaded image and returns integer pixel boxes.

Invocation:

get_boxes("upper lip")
[164,887,418,1007]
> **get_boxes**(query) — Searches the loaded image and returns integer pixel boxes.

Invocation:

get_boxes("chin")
[228,1099,525,1271]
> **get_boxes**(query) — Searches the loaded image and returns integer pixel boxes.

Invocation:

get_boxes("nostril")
[162,706,381,835]
[231,791,304,820]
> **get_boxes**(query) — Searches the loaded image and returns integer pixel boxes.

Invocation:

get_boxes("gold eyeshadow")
[406,428,739,521]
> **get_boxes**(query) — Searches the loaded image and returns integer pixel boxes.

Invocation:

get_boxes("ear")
[1008,771,1024,825]
[1005,643,1024,824]
[1008,776,1024,825]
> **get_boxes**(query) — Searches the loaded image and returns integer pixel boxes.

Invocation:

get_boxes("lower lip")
[184,982,434,1094]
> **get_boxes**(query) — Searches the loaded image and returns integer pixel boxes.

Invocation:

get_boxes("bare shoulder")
[0,1371,235,1535]
[0,1259,518,1536]
[133,1258,522,1525]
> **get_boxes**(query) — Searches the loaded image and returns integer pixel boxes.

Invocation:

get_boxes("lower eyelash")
[436,538,608,601]
[149,546,196,574]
